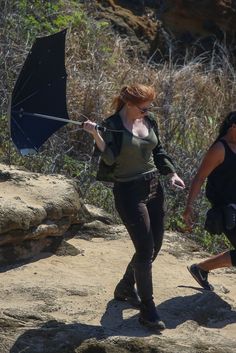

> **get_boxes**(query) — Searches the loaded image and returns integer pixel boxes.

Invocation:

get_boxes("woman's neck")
[119,105,141,123]
[119,105,131,121]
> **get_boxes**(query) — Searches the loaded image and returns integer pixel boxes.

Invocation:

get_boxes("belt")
[114,170,158,184]
[142,170,158,181]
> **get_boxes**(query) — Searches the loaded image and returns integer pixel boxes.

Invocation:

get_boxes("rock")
[0,163,91,263]
[160,0,236,58]
[92,0,163,58]
[76,336,236,353]
[84,204,115,225]
[162,0,236,39]
[91,1,236,61]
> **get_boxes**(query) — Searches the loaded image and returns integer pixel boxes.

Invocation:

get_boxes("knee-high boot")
[134,261,165,330]
[133,261,153,302]
[114,262,141,307]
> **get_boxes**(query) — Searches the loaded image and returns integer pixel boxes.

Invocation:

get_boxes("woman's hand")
[170,173,185,189]
[83,119,106,152]
[83,120,98,136]
[183,205,194,231]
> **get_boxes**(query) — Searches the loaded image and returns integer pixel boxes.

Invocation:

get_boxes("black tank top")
[206,139,236,206]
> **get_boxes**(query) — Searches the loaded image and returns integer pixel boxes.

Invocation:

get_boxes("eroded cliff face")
[92,0,236,61]
[162,0,236,54]
[162,0,236,36]
[92,0,164,58]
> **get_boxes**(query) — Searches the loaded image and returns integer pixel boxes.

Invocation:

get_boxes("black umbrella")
[8,29,86,156]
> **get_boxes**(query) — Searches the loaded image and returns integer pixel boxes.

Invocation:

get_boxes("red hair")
[112,84,156,112]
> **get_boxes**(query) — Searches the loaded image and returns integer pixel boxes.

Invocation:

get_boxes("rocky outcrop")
[92,0,164,58]
[161,0,236,57]
[91,0,236,61]
[0,163,92,263]
[162,0,236,38]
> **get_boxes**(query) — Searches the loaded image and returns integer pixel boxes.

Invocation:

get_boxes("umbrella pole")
[20,112,106,131]
[24,112,84,127]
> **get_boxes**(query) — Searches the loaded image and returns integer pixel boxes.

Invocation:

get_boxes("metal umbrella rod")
[12,110,106,131]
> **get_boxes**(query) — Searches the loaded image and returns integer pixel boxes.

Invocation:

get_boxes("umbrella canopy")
[8,29,73,155]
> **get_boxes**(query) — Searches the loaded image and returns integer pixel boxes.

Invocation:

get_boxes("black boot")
[133,261,153,303]
[114,280,141,308]
[139,300,166,330]
[114,263,141,308]
[133,262,165,330]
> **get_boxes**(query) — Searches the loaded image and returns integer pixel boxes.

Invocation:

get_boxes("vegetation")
[1,0,236,252]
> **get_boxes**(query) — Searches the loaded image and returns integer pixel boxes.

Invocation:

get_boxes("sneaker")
[139,300,166,330]
[114,280,141,308]
[187,264,214,291]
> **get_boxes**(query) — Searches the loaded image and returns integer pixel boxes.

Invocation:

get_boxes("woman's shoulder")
[102,112,122,128]
[205,140,225,163]
[146,112,157,123]
[210,140,226,152]
[146,112,159,131]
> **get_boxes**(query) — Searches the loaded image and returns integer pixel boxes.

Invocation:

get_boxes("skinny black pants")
[224,229,236,266]
[113,176,164,302]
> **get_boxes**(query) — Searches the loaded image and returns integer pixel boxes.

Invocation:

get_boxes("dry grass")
[1,1,236,250]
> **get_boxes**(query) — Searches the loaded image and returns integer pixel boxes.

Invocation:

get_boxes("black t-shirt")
[206,139,236,206]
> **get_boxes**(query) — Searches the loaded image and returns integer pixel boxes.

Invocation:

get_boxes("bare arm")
[183,142,225,228]
[83,120,117,165]
[83,120,106,152]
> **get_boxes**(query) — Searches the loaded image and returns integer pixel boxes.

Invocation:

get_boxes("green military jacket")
[94,112,175,182]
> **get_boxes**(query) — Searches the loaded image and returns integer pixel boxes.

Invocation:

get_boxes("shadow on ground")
[157,291,236,329]
[0,239,80,273]
[8,291,236,353]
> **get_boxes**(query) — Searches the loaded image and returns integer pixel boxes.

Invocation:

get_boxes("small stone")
[220,286,230,294]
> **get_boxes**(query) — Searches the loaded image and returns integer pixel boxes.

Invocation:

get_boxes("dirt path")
[0,227,236,352]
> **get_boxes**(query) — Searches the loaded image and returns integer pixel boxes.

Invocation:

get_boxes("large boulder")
[0,163,91,263]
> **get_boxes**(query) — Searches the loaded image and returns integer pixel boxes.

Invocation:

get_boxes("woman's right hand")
[83,120,98,136]
[183,206,194,231]
[83,119,106,152]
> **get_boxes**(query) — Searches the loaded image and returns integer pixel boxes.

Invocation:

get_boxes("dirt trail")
[0,227,236,352]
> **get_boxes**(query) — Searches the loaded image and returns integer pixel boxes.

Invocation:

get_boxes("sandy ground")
[0,227,236,352]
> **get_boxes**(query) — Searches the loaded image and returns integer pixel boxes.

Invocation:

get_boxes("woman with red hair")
[84,84,185,330]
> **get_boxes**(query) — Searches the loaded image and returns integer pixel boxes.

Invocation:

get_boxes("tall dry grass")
[53,27,236,251]
[1,1,236,250]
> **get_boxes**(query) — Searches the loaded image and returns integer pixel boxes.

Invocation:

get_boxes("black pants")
[113,176,164,302]
[224,229,236,266]
[207,201,236,265]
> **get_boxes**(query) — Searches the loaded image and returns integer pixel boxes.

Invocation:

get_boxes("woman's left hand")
[170,173,185,189]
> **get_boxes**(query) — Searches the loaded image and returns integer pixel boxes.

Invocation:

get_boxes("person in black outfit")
[83,84,185,330]
[183,111,236,291]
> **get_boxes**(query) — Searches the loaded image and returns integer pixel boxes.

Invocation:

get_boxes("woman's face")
[231,123,236,134]
[128,100,152,119]
[226,123,236,139]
